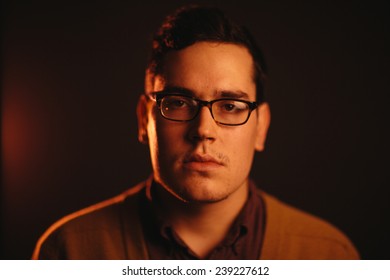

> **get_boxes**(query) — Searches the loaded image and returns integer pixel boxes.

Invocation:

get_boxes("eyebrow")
[160,86,193,96]
[219,90,250,100]
[160,85,251,100]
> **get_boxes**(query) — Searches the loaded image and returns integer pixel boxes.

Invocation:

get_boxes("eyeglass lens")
[160,95,251,125]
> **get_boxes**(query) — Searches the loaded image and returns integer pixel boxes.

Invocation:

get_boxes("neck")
[154,180,249,258]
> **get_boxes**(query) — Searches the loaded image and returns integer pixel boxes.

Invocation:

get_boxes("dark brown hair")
[146,5,267,102]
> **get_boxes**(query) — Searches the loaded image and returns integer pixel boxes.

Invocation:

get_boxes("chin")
[180,193,229,204]
[191,196,229,204]
[161,171,234,203]
[173,182,231,203]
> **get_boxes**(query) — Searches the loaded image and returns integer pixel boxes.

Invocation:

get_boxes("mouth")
[182,154,224,172]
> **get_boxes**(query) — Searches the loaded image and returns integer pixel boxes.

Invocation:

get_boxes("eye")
[170,99,186,108]
[222,103,236,111]
[162,96,192,110]
[217,100,248,113]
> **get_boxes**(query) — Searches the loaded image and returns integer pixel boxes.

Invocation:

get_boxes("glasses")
[148,93,258,126]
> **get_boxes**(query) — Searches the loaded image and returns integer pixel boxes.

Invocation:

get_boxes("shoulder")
[259,191,359,259]
[32,182,145,259]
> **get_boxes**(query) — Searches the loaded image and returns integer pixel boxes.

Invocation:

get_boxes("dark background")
[2,0,389,259]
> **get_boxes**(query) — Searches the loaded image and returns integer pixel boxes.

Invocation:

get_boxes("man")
[33,5,359,259]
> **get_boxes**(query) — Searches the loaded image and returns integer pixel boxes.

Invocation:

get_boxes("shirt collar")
[145,178,259,249]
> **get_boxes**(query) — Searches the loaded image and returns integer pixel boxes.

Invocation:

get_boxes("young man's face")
[139,42,270,203]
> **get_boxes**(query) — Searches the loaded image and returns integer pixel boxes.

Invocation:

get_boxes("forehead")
[153,42,256,100]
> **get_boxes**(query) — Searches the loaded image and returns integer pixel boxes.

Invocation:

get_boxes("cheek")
[226,127,257,169]
[151,116,188,161]
[146,109,173,168]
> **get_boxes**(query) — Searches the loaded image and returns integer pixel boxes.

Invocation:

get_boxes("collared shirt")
[139,179,265,259]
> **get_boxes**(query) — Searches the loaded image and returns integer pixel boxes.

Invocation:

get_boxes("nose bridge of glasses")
[196,99,215,118]
[197,99,213,109]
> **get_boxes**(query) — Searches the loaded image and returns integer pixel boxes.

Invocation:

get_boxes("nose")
[187,106,217,142]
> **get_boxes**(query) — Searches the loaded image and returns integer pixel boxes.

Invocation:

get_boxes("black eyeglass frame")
[147,92,259,126]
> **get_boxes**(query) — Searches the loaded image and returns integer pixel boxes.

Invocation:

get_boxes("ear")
[254,102,271,152]
[136,95,149,144]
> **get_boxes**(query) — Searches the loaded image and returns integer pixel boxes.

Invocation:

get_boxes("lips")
[183,154,224,172]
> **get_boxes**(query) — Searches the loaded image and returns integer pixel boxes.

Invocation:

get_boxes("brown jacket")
[32,181,359,259]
